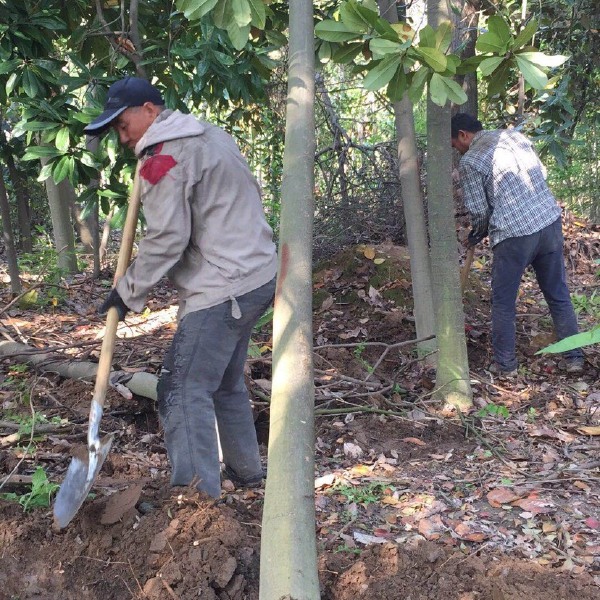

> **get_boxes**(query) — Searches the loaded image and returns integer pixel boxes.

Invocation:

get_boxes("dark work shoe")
[487,363,518,379]
[222,466,265,489]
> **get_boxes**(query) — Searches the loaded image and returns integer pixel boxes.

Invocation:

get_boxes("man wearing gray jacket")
[85,77,277,498]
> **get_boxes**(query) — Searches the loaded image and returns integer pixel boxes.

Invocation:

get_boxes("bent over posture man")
[451,113,583,376]
[84,77,278,497]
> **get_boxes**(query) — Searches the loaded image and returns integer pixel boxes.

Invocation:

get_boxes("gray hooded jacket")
[116,110,277,319]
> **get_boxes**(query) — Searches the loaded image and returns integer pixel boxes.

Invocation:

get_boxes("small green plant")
[476,403,510,419]
[332,482,387,505]
[5,413,63,436]
[353,343,374,374]
[247,307,274,358]
[1,364,30,394]
[571,290,600,318]
[335,544,361,555]
[526,407,537,423]
[0,467,59,511]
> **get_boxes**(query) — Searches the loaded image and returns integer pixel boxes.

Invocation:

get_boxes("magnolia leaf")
[55,128,70,153]
[0,58,20,75]
[408,67,428,104]
[52,155,74,185]
[479,56,505,76]
[340,0,375,33]
[369,38,403,58]
[435,20,453,53]
[232,0,251,27]
[387,67,408,101]
[577,426,600,436]
[177,0,218,20]
[486,15,512,45]
[486,61,511,97]
[363,54,402,91]
[22,145,62,160]
[515,55,548,89]
[476,31,508,54]
[247,0,266,29]
[516,51,568,69]
[227,21,251,50]
[513,18,537,49]
[37,162,53,182]
[390,21,414,42]
[22,68,41,98]
[212,0,233,29]
[429,73,467,106]
[418,24,436,48]
[315,20,359,43]
[415,47,447,72]
[332,42,363,64]
[536,328,600,354]
[444,54,460,75]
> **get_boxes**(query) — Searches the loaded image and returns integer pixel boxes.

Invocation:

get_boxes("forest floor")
[0,215,599,600]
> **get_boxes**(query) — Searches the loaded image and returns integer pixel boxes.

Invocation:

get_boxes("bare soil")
[1,227,599,599]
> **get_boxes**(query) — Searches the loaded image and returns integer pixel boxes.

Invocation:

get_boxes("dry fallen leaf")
[418,514,446,540]
[453,521,489,542]
[363,246,376,260]
[486,488,522,508]
[512,495,555,515]
[577,426,600,436]
[401,437,426,446]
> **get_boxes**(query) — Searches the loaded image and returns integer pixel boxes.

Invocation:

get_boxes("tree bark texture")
[378,0,437,361]
[40,156,78,275]
[0,171,22,295]
[3,149,32,253]
[259,0,320,598]
[427,0,472,409]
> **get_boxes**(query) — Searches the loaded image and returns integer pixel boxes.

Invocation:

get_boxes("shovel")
[53,165,142,529]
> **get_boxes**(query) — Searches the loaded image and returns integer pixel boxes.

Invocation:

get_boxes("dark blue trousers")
[491,218,582,371]
[157,278,276,497]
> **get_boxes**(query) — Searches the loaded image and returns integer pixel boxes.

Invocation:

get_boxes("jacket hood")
[135,110,206,156]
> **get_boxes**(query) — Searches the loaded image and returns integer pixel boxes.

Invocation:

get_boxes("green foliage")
[536,328,600,354]
[0,467,59,512]
[476,403,510,419]
[331,482,387,504]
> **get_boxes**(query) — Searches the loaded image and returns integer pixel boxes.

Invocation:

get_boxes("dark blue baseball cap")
[84,77,164,134]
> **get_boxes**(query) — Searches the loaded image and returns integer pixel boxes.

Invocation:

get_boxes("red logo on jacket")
[140,143,177,185]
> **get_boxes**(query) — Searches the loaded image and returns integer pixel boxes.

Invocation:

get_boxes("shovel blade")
[53,433,114,529]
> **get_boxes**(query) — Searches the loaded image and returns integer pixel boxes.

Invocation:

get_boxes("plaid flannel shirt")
[459,129,561,248]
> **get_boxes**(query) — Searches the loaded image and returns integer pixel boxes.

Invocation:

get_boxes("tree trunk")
[452,0,480,117]
[87,135,101,278]
[4,150,32,253]
[40,156,78,275]
[378,0,437,361]
[0,170,21,295]
[426,0,472,409]
[259,0,320,598]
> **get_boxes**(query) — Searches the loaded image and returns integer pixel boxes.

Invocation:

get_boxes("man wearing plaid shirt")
[451,113,584,376]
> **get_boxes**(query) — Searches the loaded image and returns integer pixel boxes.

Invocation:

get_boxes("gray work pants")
[157,278,276,497]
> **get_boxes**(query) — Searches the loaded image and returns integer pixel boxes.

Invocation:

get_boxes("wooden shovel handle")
[460,246,475,294]
[91,164,142,413]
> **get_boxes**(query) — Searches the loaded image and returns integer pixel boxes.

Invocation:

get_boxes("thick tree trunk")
[379,0,437,361]
[86,135,101,278]
[0,171,21,295]
[427,1,472,409]
[259,0,319,598]
[40,156,78,275]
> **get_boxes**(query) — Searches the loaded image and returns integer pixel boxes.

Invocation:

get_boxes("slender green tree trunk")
[259,0,320,598]
[86,135,101,278]
[4,151,32,253]
[0,171,21,295]
[452,0,480,117]
[427,0,472,409]
[378,0,437,361]
[40,156,78,275]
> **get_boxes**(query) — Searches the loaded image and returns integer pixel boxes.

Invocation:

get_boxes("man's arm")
[460,163,490,246]
[116,161,191,312]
